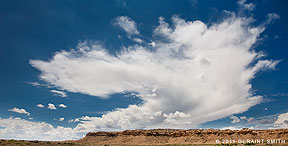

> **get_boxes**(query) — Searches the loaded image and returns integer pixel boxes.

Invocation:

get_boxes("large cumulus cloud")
[29,13,278,133]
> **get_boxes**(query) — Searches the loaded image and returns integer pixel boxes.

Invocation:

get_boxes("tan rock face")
[77,129,288,145]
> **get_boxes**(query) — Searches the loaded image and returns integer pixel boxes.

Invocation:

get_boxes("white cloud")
[30,11,279,135]
[36,104,44,108]
[58,104,67,108]
[241,116,255,123]
[69,118,80,123]
[50,90,67,97]
[230,115,241,123]
[59,118,64,121]
[227,114,285,129]
[149,41,156,47]
[0,117,80,141]
[48,103,56,110]
[245,116,275,124]
[133,38,143,43]
[113,16,139,36]
[238,0,255,11]
[274,112,288,128]
[221,126,241,130]
[251,117,277,124]
[8,107,30,116]
[266,13,280,24]
[27,81,41,87]
[163,111,190,125]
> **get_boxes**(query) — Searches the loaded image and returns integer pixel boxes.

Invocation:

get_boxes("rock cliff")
[77,128,288,145]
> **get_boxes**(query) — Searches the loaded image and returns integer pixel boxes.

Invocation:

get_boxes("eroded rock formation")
[77,129,288,145]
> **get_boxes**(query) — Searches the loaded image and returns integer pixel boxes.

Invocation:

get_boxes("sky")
[0,0,288,141]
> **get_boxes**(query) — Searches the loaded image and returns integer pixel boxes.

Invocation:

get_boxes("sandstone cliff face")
[77,129,288,145]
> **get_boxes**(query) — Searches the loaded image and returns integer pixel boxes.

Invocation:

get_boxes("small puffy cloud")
[230,115,241,123]
[113,16,139,36]
[274,112,288,128]
[48,103,56,110]
[36,104,44,108]
[251,60,279,73]
[59,118,64,121]
[153,16,172,37]
[58,104,67,108]
[149,41,156,47]
[79,116,91,120]
[68,116,96,123]
[50,90,67,97]
[163,111,190,124]
[68,118,80,123]
[133,38,143,43]
[69,116,96,122]
[8,107,30,116]
[221,126,241,130]
[238,0,255,11]
[266,13,280,24]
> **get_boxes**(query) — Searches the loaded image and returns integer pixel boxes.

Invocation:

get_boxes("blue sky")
[0,0,288,141]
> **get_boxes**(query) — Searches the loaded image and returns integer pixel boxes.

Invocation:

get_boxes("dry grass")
[0,139,84,146]
[1,139,287,146]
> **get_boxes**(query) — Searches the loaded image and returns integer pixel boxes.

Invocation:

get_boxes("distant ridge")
[76,128,288,145]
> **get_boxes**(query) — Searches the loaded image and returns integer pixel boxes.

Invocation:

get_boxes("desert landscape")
[1,1,288,146]
[1,128,288,146]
